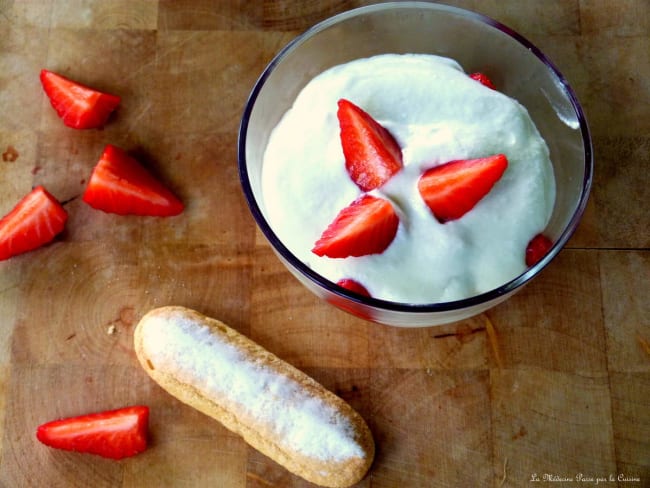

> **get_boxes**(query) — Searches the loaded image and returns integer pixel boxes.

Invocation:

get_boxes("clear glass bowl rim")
[238,1,594,314]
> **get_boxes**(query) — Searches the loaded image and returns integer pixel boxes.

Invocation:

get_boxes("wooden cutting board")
[0,1,648,487]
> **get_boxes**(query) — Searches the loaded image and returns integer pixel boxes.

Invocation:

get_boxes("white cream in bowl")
[262,54,555,303]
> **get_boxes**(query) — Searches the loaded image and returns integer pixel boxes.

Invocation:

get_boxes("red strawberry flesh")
[36,405,149,460]
[0,185,68,261]
[337,99,403,191]
[40,69,120,129]
[417,154,508,222]
[525,233,553,266]
[336,278,371,297]
[312,194,399,258]
[469,72,496,90]
[82,144,184,216]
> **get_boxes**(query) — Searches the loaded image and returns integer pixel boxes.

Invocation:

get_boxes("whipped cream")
[262,54,556,303]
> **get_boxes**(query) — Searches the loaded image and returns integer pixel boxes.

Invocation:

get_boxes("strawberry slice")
[337,99,403,191]
[36,405,149,460]
[525,233,553,266]
[469,72,496,90]
[312,194,399,258]
[82,144,184,216]
[0,186,68,261]
[336,278,371,297]
[40,69,121,129]
[417,154,508,223]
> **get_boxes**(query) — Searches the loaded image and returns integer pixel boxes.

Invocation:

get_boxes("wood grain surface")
[1,1,648,487]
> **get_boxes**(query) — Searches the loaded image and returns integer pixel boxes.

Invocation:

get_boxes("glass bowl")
[238,2,592,327]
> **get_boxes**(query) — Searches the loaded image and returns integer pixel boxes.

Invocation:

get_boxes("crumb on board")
[107,324,116,335]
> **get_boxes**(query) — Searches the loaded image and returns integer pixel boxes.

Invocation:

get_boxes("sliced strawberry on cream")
[312,194,399,258]
[83,144,184,217]
[469,72,496,90]
[40,69,120,129]
[337,98,403,191]
[525,233,553,266]
[418,154,508,223]
[336,278,371,297]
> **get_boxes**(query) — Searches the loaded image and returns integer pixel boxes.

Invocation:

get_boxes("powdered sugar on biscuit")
[140,313,364,462]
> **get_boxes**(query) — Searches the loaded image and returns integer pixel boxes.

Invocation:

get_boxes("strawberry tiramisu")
[261,54,556,303]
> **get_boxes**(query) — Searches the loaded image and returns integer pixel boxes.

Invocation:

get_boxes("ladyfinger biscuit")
[134,306,374,487]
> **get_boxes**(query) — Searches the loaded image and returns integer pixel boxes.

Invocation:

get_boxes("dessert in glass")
[239,3,592,327]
